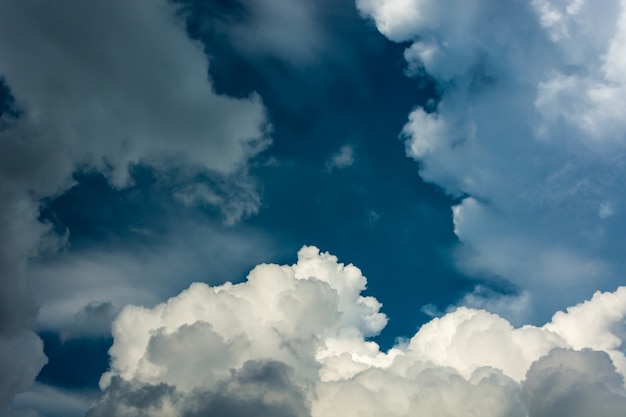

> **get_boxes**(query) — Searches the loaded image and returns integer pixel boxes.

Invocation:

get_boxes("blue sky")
[2,1,626,416]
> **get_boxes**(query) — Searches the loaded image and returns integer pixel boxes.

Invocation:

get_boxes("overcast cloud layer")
[358,0,626,322]
[84,247,626,417]
[0,0,267,408]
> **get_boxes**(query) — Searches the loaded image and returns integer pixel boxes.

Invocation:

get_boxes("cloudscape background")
[1,0,626,416]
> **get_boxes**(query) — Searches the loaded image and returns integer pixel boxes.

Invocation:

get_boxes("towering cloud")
[357,0,626,321]
[87,247,626,416]
[0,0,267,408]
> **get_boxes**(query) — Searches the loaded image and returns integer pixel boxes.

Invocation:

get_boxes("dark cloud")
[523,348,626,417]
[86,360,309,417]
[0,0,268,408]
[60,302,115,341]
[184,360,309,417]
[0,333,47,409]
[85,377,177,417]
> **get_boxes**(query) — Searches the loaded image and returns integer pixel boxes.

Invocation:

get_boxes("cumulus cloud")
[357,0,626,321]
[88,247,626,416]
[98,246,386,391]
[0,0,268,407]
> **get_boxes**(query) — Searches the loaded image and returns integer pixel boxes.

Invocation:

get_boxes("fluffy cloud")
[357,0,626,321]
[0,0,268,408]
[98,246,386,391]
[88,247,626,416]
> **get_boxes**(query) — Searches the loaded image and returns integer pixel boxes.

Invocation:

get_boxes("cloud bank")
[357,0,626,321]
[87,247,626,416]
[0,0,268,407]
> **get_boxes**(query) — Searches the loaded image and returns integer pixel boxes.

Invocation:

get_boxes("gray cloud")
[8,383,97,417]
[85,377,176,417]
[183,360,309,417]
[0,0,268,191]
[188,0,333,64]
[86,360,309,417]
[0,0,269,408]
[523,348,626,417]
[0,333,47,410]
[60,302,115,341]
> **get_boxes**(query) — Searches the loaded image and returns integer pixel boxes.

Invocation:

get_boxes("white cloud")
[98,246,386,391]
[87,247,626,416]
[358,0,626,321]
[522,348,626,417]
[325,145,355,172]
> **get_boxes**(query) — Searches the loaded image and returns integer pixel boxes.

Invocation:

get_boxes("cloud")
[357,0,626,321]
[325,145,355,172]
[59,302,116,341]
[98,246,386,391]
[7,383,97,417]
[28,218,277,338]
[0,0,269,408]
[523,348,626,417]
[177,0,337,64]
[0,190,49,411]
[0,0,268,191]
[0,333,47,410]
[87,361,309,417]
[88,247,626,416]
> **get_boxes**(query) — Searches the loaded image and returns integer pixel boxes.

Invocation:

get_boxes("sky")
[1,0,626,416]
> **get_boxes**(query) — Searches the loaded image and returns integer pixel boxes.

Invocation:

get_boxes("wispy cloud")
[325,145,355,172]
